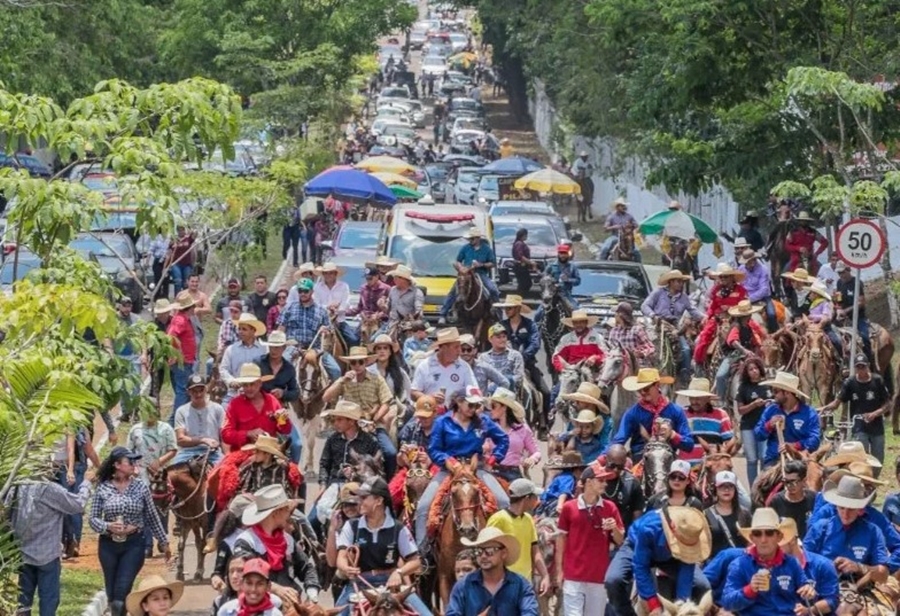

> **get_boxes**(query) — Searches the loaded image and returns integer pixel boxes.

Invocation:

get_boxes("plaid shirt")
[347,280,391,319]
[277,301,330,348]
[607,325,655,360]
[89,479,168,545]
[238,460,294,496]
[217,319,239,354]
[333,372,393,414]
[398,417,431,450]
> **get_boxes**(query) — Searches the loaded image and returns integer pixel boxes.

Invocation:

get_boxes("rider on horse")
[675,378,735,468]
[460,333,510,394]
[715,300,767,400]
[739,249,779,333]
[545,244,581,313]
[437,228,500,325]
[692,263,748,371]
[642,270,703,384]
[345,265,392,342]
[599,198,641,262]
[606,301,655,365]
[550,310,605,402]
[753,371,821,470]
[277,277,342,382]
[785,211,828,276]
[806,280,843,358]
[498,294,552,428]
[386,264,424,333]
[479,323,525,391]
[835,262,874,362]
[559,382,611,463]
[410,328,480,407]
[782,267,816,320]
[779,517,841,616]
[220,364,293,453]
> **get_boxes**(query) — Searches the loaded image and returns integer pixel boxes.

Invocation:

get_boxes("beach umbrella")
[390,185,424,200]
[370,171,418,189]
[304,168,397,206]
[480,156,545,175]
[355,156,417,175]
[514,169,581,195]
[638,208,718,243]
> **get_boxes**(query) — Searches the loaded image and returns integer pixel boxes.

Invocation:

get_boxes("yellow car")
[380,204,493,321]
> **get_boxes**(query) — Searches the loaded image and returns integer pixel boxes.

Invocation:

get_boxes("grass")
[50,568,106,616]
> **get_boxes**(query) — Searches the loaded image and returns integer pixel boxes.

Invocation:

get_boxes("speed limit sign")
[836,219,885,269]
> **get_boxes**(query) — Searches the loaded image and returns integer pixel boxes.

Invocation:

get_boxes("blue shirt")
[403,338,431,364]
[560,432,606,464]
[721,549,809,616]
[883,491,900,527]
[804,515,889,568]
[445,569,538,616]
[702,548,745,602]
[803,551,840,613]
[276,301,330,347]
[501,317,540,362]
[545,261,580,295]
[540,472,577,504]
[428,412,509,468]
[455,241,496,270]
[809,497,900,571]
[629,510,695,602]
[753,402,821,464]
[608,401,694,459]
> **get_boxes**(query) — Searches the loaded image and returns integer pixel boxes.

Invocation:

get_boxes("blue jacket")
[545,261,580,296]
[721,549,810,616]
[501,317,540,363]
[753,403,821,464]
[804,515,889,568]
[540,472,577,504]
[882,491,900,528]
[560,429,607,464]
[702,548,745,603]
[803,551,840,613]
[608,401,694,459]
[809,497,900,571]
[428,412,509,468]
[445,569,539,616]
[628,510,695,603]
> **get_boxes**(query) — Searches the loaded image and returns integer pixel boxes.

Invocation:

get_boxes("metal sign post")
[836,218,886,363]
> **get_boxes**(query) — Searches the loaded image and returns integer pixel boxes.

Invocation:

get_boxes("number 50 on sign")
[836,219,885,269]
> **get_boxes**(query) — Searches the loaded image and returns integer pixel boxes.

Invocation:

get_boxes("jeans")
[282,224,300,267]
[18,559,62,616]
[336,571,433,616]
[825,326,842,358]
[98,534,146,603]
[337,320,360,347]
[439,273,501,317]
[760,298,778,333]
[290,423,303,465]
[858,318,873,361]
[564,580,607,616]
[171,264,193,295]
[414,469,510,548]
[375,427,398,479]
[321,352,342,382]
[852,431,885,478]
[740,428,766,487]
[170,362,194,416]
[715,357,732,400]
[677,336,692,383]
[599,236,642,262]
[56,462,86,545]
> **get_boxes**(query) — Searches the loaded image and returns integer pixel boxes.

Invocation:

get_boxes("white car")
[370,118,408,137]
[410,28,428,49]
[375,106,411,124]
[448,32,468,53]
[380,124,417,148]
[421,55,449,78]
[451,117,487,139]
[377,86,411,107]
[383,100,426,128]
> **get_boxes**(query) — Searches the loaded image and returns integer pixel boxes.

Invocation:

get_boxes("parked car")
[570,261,652,321]
[418,163,453,202]
[446,166,483,204]
[377,85,412,107]
[476,174,500,203]
[319,221,383,259]
[0,248,41,296]
[421,55,449,78]
[448,32,469,53]
[410,26,428,49]
[0,153,52,178]
[69,232,148,310]
[379,124,417,148]
[492,215,562,294]
[489,200,576,241]
[450,129,486,154]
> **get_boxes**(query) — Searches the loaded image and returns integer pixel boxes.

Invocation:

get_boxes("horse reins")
[346,545,418,616]
[169,448,214,521]
[461,269,486,313]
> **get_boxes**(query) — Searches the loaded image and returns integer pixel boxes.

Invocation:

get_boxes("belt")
[361,568,395,577]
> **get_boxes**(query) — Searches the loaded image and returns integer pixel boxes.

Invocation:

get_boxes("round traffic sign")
[836,218,885,269]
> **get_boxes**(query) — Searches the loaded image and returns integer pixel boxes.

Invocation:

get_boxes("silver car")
[448,166,483,204]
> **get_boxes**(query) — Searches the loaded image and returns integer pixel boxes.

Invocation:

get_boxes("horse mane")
[426,466,497,536]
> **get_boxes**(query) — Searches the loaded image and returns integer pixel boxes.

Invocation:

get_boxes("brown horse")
[761,329,797,376]
[608,221,637,262]
[354,587,418,616]
[206,350,228,404]
[453,268,493,349]
[750,446,829,508]
[399,454,433,527]
[167,453,212,581]
[765,220,794,297]
[359,314,382,347]
[291,349,329,474]
[797,324,838,406]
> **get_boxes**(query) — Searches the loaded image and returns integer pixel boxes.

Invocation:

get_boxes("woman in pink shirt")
[486,388,540,482]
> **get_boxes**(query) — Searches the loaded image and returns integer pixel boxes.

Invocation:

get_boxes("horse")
[519,374,546,437]
[355,587,418,616]
[538,275,571,374]
[166,451,213,581]
[796,323,838,406]
[750,445,830,508]
[358,314,382,347]
[765,220,794,298]
[347,449,385,483]
[597,341,637,427]
[536,516,563,616]
[761,330,796,377]
[291,349,329,475]
[206,351,228,404]
[399,454,433,528]
[663,238,699,280]
[554,359,597,426]
[576,176,594,223]
[636,591,714,616]
[835,578,900,616]
[453,267,493,349]
[656,320,688,389]
[638,437,674,500]
[608,221,637,262]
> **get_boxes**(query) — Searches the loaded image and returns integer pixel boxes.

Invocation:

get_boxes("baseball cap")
[854,353,869,366]
[119,297,133,305]
[339,482,361,505]
[464,385,484,404]
[668,460,691,477]
[227,277,241,288]
[242,558,271,580]
[353,477,391,502]
[296,278,314,292]
[488,323,506,337]
[364,267,380,277]
[581,463,616,482]
[415,395,437,418]
[508,478,543,499]
[187,374,207,389]
[715,470,737,487]
[109,447,142,462]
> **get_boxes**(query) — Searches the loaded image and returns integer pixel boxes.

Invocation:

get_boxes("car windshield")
[456,119,482,131]
[384,125,415,139]
[423,57,445,67]
[338,264,366,291]
[0,257,39,284]
[451,99,478,110]
[575,268,647,300]
[479,176,498,190]
[494,222,556,246]
[389,236,469,277]
[70,235,134,258]
[425,165,451,181]
[338,225,382,249]
[492,203,552,216]
[381,87,408,98]
[458,170,480,183]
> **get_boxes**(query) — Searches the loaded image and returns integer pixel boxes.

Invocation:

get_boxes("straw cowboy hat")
[738,507,791,542]
[738,249,761,264]
[369,333,400,353]
[234,312,267,337]
[431,327,462,349]
[386,264,414,282]
[561,382,605,410]
[489,387,526,423]
[562,309,599,328]
[667,200,682,210]
[781,267,816,285]
[461,527,521,566]
[125,576,184,616]
[657,270,692,286]
[153,299,174,315]
[707,263,746,282]
[777,516,799,546]
[292,262,316,280]
[365,256,400,269]
[173,290,196,310]
[494,294,533,313]
[232,363,274,384]
[315,262,344,275]
[241,434,287,460]
[464,228,485,239]
[759,370,808,399]
[807,280,831,301]
[797,211,814,222]
[545,450,587,470]
[727,300,763,318]
[242,485,301,526]
[733,237,751,250]
[825,461,886,487]
[570,409,603,434]
[262,331,297,348]
[339,346,377,363]
[323,400,363,421]
[823,475,875,509]
[661,506,711,564]
[622,368,675,392]
[676,378,718,399]
[824,441,883,468]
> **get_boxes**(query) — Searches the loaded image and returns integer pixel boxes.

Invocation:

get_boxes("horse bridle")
[449,475,483,532]
[169,448,214,521]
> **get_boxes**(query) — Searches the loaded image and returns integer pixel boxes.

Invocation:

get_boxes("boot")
[110,600,125,616]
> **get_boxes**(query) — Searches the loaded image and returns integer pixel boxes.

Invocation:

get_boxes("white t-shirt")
[217,594,283,616]
[818,263,838,294]
[411,353,478,400]
[313,281,350,322]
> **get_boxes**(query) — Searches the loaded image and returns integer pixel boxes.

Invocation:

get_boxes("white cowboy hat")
[233,312,267,337]
[365,256,400,269]
[622,368,675,392]
[460,527,521,566]
[675,377,718,399]
[430,327,462,349]
[562,309,599,328]
[322,400,363,421]
[232,363,275,384]
[241,434,287,460]
[733,237,751,249]
[796,211,814,221]
[489,387,526,423]
[125,576,184,616]
[822,475,875,510]
[738,249,760,264]
[494,294,533,313]
[386,264,414,282]
[727,300,763,318]
[781,267,816,284]
[369,333,400,353]
[660,506,711,565]
[738,507,792,542]
[242,485,300,526]
[153,299,175,315]
[612,197,629,207]
[262,331,297,348]
[315,262,344,275]
[707,262,747,282]
[825,462,886,487]
[667,200,682,210]
[824,441,883,468]
[561,382,606,410]
[657,270,692,286]
[417,194,435,205]
[464,228,485,239]
[759,370,808,399]
[292,262,316,280]
[807,280,831,301]
[570,409,603,435]
[339,346,377,363]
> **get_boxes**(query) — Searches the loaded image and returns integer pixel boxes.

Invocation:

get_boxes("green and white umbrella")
[638,208,719,243]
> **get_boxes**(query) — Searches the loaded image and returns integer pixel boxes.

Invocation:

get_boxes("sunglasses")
[605,463,624,470]
[277,295,287,300]
[669,474,688,481]
[461,346,475,352]
[298,290,312,294]
[783,479,801,486]
[473,546,504,557]
[349,359,366,366]
[751,529,778,538]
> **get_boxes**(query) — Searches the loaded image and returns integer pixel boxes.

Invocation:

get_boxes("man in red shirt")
[556,462,624,616]
[167,291,198,414]
[221,363,292,451]
[785,212,828,275]
[692,264,748,366]
[551,310,605,372]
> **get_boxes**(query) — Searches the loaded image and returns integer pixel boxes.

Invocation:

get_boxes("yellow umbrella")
[514,169,582,195]
[370,171,418,189]
[449,52,477,64]
[356,156,416,175]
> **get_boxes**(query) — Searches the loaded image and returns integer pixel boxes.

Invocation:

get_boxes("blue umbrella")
[304,168,397,206]
[479,156,545,175]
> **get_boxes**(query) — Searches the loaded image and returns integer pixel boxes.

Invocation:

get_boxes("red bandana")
[251,525,287,572]
[640,394,670,417]
[748,544,785,567]
[236,592,275,616]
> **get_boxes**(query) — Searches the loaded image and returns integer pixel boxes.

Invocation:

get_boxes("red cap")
[557,244,572,254]
[242,558,271,580]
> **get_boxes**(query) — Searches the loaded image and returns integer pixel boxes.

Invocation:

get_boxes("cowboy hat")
[740,211,759,224]
[430,327,462,349]
[339,482,361,506]
[323,400,363,421]
[339,346,377,363]
[464,228,485,239]
[545,450,587,469]
[369,333,400,353]
[315,262,344,275]
[365,256,400,269]
[489,387,525,423]
[561,382,605,410]
[738,507,791,542]
[173,290,196,310]
[494,294,533,313]
[242,485,300,526]
[125,576,184,616]
[417,194,435,205]
[823,475,875,510]
[622,368,675,392]
[676,377,718,399]
[233,312,267,337]
[292,262,316,280]
[727,299,763,318]
[807,280,831,301]
[241,434,287,460]
[153,299,174,315]
[461,527,521,566]
[661,506,711,564]
[232,363,275,384]
[262,331,297,348]
[667,200,682,210]
[707,263,747,282]
[733,237,751,249]
[562,309,599,328]
[657,270,692,286]
[386,264,414,282]
[824,441,883,468]
[825,461,886,487]
[612,197,629,207]
[796,211,814,221]
[777,516,799,546]
[459,333,476,347]
[781,268,816,284]
[738,249,760,264]
[759,370,808,399]
[570,409,603,434]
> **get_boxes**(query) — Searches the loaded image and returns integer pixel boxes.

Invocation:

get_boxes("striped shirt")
[679,405,734,465]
